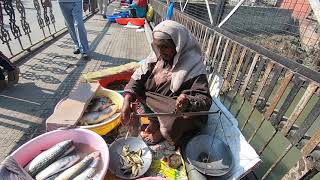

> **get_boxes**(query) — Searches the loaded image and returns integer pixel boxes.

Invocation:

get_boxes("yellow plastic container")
[78,87,124,135]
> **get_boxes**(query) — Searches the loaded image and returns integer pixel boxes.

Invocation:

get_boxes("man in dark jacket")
[0,52,19,91]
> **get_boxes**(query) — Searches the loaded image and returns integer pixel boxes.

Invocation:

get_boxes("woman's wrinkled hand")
[175,94,189,112]
[121,95,133,125]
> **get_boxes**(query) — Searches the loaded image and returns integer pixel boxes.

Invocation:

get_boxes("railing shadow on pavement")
[6,16,139,157]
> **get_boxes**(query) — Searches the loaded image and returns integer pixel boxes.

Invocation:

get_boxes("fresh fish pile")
[87,97,110,112]
[55,151,100,180]
[119,145,143,177]
[73,157,100,180]
[24,140,100,180]
[79,96,119,126]
[26,140,73,177]
[35,154,81,180]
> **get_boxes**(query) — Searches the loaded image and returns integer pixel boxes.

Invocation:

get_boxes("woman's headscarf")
[132,20,206,93]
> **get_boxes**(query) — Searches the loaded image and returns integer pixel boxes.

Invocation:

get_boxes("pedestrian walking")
[0,52,20,91]
[97,0,108,18]
[44,0,90,60]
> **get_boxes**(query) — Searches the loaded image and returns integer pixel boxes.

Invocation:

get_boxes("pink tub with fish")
[10,129,109,179]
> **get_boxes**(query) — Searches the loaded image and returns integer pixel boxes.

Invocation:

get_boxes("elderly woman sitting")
[121,20,212,145]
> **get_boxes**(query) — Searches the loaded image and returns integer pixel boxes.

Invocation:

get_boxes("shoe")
[82,53,90,60]
[7,67,20,85]
[0,80,8,91]
[103,14,107,19]
[73,49,80,54]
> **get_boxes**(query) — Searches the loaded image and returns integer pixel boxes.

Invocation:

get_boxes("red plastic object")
[116,18,145,26]
[98,71,133,89]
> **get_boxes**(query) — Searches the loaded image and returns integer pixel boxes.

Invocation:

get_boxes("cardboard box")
[46,82,100,131]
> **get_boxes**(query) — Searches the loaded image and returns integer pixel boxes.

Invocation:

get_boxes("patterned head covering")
[132,20,206,92]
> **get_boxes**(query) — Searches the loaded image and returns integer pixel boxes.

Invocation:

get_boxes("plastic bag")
[146,5,154,22]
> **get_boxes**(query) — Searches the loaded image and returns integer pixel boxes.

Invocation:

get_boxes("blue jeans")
[59,1,89,54]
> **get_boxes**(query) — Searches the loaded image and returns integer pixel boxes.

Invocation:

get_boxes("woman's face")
[151,38,176,64]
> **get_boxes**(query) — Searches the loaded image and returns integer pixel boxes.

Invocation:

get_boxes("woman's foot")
[143,120,159,134]
[141,121,163,145]
[141,128,163,145]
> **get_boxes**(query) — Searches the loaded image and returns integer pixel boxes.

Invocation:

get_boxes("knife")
[132,110,220,118]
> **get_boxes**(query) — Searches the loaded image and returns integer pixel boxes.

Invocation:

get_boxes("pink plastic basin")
[10,129,109,179]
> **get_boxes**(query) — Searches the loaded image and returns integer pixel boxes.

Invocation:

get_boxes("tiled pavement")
[0,3,149,161]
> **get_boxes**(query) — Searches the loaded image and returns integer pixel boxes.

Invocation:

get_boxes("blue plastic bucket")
[119,12,129,18]
[108,15,121,23]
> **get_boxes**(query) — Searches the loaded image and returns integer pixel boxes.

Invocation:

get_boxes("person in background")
[121,20,212,146]
[0,52,20,91]
[129,0,147,18]
[97,0,108,18]
[45,0,90,60]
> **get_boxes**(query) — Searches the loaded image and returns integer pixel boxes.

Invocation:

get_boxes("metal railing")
[0,0,97,62]
[150,0,320,179]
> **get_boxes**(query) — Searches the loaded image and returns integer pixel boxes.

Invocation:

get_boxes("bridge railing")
[0,0,98,62]
[150,0,320,179]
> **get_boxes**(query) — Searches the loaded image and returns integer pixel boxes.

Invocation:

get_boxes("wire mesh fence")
[164,0,320,72]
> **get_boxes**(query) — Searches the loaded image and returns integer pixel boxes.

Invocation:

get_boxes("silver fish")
[79,112,100,125]
[88,97,110,112]
[100,112,120,124]
[35,154,81,180]
[87,104,118,125]
[60,145,76,158]
[55,151,100,180]
[73,157,100,180]
[26,140,73,177]
[81,104,118,125]
[46,174,60,180]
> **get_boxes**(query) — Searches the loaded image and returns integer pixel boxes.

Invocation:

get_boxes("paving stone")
[0,2,149,161]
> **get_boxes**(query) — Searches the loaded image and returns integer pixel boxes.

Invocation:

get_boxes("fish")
[26,140,73,177]
[79,104,118,125]
[86,104,118,125]
[55,151,100,180]
[73,157,100,180]
[87,97,110,112]
[100,112,120,124]
[35,154,81,180]
[79,112,100,125]
[119,145,143,177]
[46,173,60,180]
[97,104,118,121]
[60,145,76,158]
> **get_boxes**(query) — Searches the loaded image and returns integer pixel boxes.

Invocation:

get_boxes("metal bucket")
[185,134,234,177]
